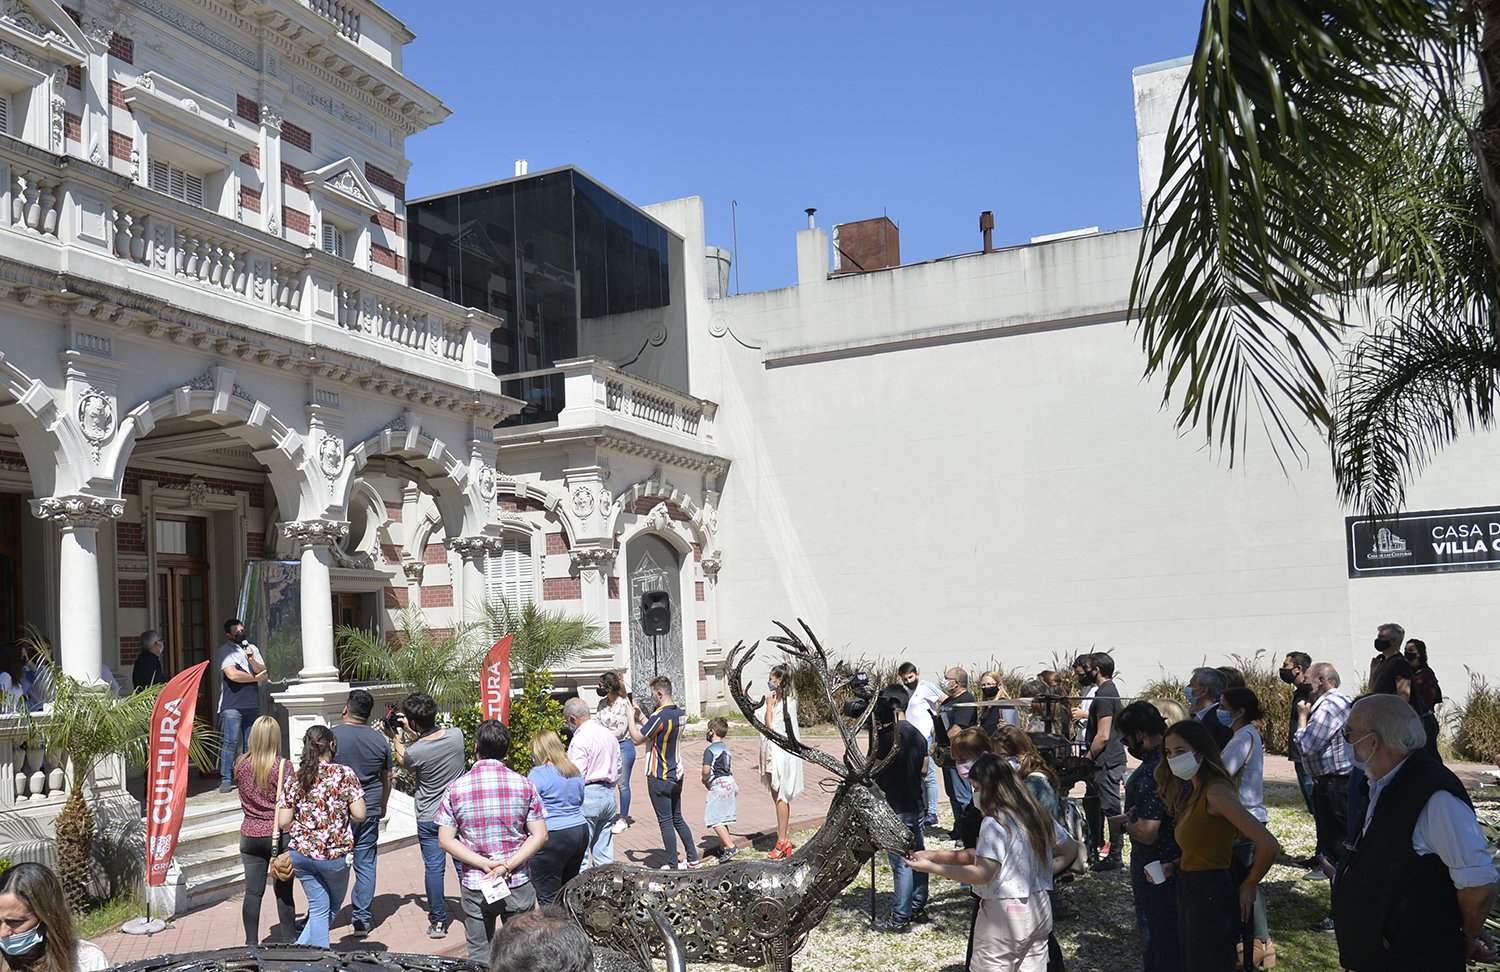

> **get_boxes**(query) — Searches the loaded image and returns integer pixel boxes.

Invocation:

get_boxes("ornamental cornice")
[492,426,727,476]
[278,519,349,546]
[446,535,506,558]
[702,554,722,579]
[29,495,125,528]
[569,547,616,571]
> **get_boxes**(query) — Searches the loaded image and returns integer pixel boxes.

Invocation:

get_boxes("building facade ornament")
[401,560,424,584]
[475,464,496,500]
[329,545,374,570]
[644,502,672,533]
[29,495,125,529]
[278,519,349,546]
[701,554,722,579]
[446,535,505,559]
[570,485,595,519]
[569,547,615,572]
[77,387,114,444]
[317,434,343,479]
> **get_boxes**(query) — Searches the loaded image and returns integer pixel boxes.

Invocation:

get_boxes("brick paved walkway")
[94,731,844,964]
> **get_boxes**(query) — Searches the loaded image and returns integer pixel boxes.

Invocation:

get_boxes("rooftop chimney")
[980,211,995,253]
[515,159,529,177]
[832,216,901,275]
[805,208,817,229]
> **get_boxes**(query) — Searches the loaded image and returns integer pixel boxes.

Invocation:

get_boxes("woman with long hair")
[909,754,1070,971]
[1219,687,1271,966]
[595,671,640,834]
[234,716,295,944]
[759,663,804,859]
[992,724,1061,820]
[1156,719,1279,971]
[0,863,107,972]
[977,670,1005,735]
[527,730,588,904]
[277,725,366,948]
[1404,639,1445,760]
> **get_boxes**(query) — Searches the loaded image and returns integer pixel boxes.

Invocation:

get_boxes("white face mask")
[1167,750,1201,780]
[1349,732,1376,771]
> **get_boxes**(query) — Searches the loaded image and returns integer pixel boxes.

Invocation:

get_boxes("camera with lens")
[840,671,874,718]
[381,703,402,735]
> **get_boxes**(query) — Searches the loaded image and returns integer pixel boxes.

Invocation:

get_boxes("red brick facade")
[236,95,259,124]
[281,121,312,152]
[119,636,140,666]
[384,501,403,522]
[692,542,702,562]
[119,578,147,609]
[108,33,133,63]
[240,186,261,214]
[419,585,453,608]
[364,163,405,200]
[64,112,81,142]
[383,587,408,609]
[246,531,265,559]
[283,207,309,235]
[372,210,404,234]
[498,497,549,513]
[381,543,402,565]
[629,497,690,521]
[116,521,144,554]
[281,162,304,187]
[609,621,622,644]
[423,543,447,565]
[122,468,265,508]
[240,146,260,169]
[696,620,707,641]
[695,581,704,601]
[545,532,569,556]
[66,66,81,89]
[108,130,132,160]
[370,243,403,273]
[543,577,581,600]
[608,577,619,599]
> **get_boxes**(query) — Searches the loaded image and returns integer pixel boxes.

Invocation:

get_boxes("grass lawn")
[691,782,1500,971]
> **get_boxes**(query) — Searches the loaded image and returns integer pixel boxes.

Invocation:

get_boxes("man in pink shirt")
[566,697,622,869]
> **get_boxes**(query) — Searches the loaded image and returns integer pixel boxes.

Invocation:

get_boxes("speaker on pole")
[641,590,671,635]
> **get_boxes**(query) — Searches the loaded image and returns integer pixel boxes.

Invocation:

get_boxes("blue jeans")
[888,810,928,922]
[1130,863,1155,972]
[580,783,616,870]
[943,765,972,826]
[923,736,940,819]
[218,707,257,779]
[291,851,349,949]
[342,816,380,925]
[618,737,636,820]
[417,821,449,925]
[1292,759,1317,818]
[1138,861,1181,972]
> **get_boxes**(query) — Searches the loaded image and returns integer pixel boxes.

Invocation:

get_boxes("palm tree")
[337,607,487,705]
[1130,1,1500,515]
[20,642,216,912]
[480,599,611,676]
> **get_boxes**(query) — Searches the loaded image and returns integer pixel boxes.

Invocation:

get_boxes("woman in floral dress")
[278,725,366,948]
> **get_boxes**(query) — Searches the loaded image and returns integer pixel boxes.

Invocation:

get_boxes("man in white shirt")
[1329,694,1498,969]
[898,662,944,828]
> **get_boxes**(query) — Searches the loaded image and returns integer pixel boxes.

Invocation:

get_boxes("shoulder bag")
[268,761,295,882]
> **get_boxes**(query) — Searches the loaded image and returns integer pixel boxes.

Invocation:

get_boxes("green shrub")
[449,700,482,770]
[1137,671,1189,708]
[505,670,565,775]
[1231,651,1294,758]
[1455,669,1500,763]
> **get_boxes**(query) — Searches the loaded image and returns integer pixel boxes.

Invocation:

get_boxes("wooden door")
[155,515,209,711]
[0,495,21,644]
[332,592,364,677]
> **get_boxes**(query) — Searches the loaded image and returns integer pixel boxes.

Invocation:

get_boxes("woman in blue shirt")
[527,731,587,904]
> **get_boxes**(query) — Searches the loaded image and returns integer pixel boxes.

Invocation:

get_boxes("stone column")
[446,536,505,625]
[278,519,348,683]
[29,496,124,685]
[570,547,616,649]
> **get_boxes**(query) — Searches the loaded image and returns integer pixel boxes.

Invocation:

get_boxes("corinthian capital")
[446,535,506,559]
[278,519,350,547]
[29,495,125,529]
[569,547,616,571]
[701,553,722,579]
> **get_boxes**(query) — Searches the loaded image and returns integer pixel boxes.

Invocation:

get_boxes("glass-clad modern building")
[407,166,685,425]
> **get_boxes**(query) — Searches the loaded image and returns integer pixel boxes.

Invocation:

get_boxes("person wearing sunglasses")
[1330,695,1497,970]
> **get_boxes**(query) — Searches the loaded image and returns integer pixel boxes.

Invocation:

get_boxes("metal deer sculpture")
[561,620,913,972]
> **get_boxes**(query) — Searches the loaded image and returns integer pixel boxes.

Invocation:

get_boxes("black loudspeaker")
[641,590,671,636]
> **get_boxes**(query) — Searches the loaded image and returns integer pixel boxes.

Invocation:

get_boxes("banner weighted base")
[120,918,166,935]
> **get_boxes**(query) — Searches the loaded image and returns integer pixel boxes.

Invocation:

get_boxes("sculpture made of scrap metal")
[561,620,914,972]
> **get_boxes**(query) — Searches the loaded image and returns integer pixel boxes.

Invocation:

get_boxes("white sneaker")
[612,819,629,835]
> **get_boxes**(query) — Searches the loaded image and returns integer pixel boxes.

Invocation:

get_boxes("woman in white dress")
[759,663,804,859]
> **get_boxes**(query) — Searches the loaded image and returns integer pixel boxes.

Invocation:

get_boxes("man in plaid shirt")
[436,720,548,960]
[1293,662,1352,933]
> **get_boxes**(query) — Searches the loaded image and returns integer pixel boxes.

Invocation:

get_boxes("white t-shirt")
[904,680,944,740]
[75,940,110,971]
[973,812,1066,900]
[1220,723,1267,823]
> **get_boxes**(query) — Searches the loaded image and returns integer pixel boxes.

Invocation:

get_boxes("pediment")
[452,221,498,260]
[0,0,88,65]
[303,157,381,216]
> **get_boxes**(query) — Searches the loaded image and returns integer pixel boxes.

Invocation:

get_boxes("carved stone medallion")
[317,435,343,479]
[77,388,114,443]
[571,486,595,518]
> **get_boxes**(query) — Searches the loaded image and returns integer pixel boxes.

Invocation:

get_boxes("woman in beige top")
[595,671,639,834]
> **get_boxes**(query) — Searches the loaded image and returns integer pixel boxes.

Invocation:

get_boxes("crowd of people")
[205,614,1500,972]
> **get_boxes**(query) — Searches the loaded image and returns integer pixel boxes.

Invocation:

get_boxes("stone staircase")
[147,789,419,916]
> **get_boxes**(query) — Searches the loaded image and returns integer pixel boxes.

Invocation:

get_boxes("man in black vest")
[1331,695,1498,970]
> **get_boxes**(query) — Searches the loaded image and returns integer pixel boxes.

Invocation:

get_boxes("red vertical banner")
[145,661,209,886]
[482,634,513,724]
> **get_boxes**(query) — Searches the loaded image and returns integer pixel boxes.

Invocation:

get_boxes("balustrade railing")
[11,171,59,239]
[308,0,361,40]
[0,716,67,812]
[555,358,718,445]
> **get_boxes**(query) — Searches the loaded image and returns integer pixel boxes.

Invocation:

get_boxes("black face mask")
[1278,668,1298,685]
[981,685,999,698]
[596,688,608,697]
[1375,638,1392,652]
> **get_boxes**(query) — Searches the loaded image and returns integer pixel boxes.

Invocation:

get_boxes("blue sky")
[400,2,1205,295]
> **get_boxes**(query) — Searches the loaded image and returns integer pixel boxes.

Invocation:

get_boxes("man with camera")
[216,618,266,794]
[384,691,467,938]
[873,684,928,932]
[333,689,393,937]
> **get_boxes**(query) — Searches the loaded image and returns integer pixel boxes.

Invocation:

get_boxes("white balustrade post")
[29,497,124,685]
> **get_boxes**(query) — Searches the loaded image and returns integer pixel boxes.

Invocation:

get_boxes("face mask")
[1183,685,1196,707]
[1349,733,1375,771]
[1374,638,1391,652]
[596,688,608,698]
[1167,751,1201,780]
[955,759,975,780]
[767,680,777,694]
[1004,756,1021,770]
[1278,668,1297,684]
[1217,708,1233,726]
[0,927,43,956]
[981,685,999,698]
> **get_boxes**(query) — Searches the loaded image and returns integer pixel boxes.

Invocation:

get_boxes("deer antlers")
[729,619,901,783]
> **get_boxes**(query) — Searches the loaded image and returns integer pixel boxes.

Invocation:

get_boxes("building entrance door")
[0,495,21,644]
[332,592,365,676]
[155,515,210,712]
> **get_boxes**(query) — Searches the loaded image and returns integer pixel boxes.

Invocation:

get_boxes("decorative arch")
[0,352,63,495]
[605,475,712,553]
[346,412,470,540]
[494,476,574,547]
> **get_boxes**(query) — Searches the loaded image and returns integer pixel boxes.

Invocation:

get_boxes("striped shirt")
[1294,690,1353,778]
[639,704,685,782]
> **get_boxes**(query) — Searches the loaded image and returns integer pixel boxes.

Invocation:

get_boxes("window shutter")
[485,535,534,611]
[149,158,168,193]
[322,224,344,258]
[184,172,204,207]
[148,159,206,208]
[0,96,9,136]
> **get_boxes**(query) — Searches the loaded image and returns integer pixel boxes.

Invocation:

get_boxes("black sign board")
[1347,505,1500,577]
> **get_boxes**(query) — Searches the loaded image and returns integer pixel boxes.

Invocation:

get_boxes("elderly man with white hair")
[1330,694,1498,971]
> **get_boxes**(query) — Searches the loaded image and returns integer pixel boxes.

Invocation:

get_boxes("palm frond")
[1132,0,1476,463]
[1333,311,1500,515]
[479,599,610,676]
[337,607,487,704]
